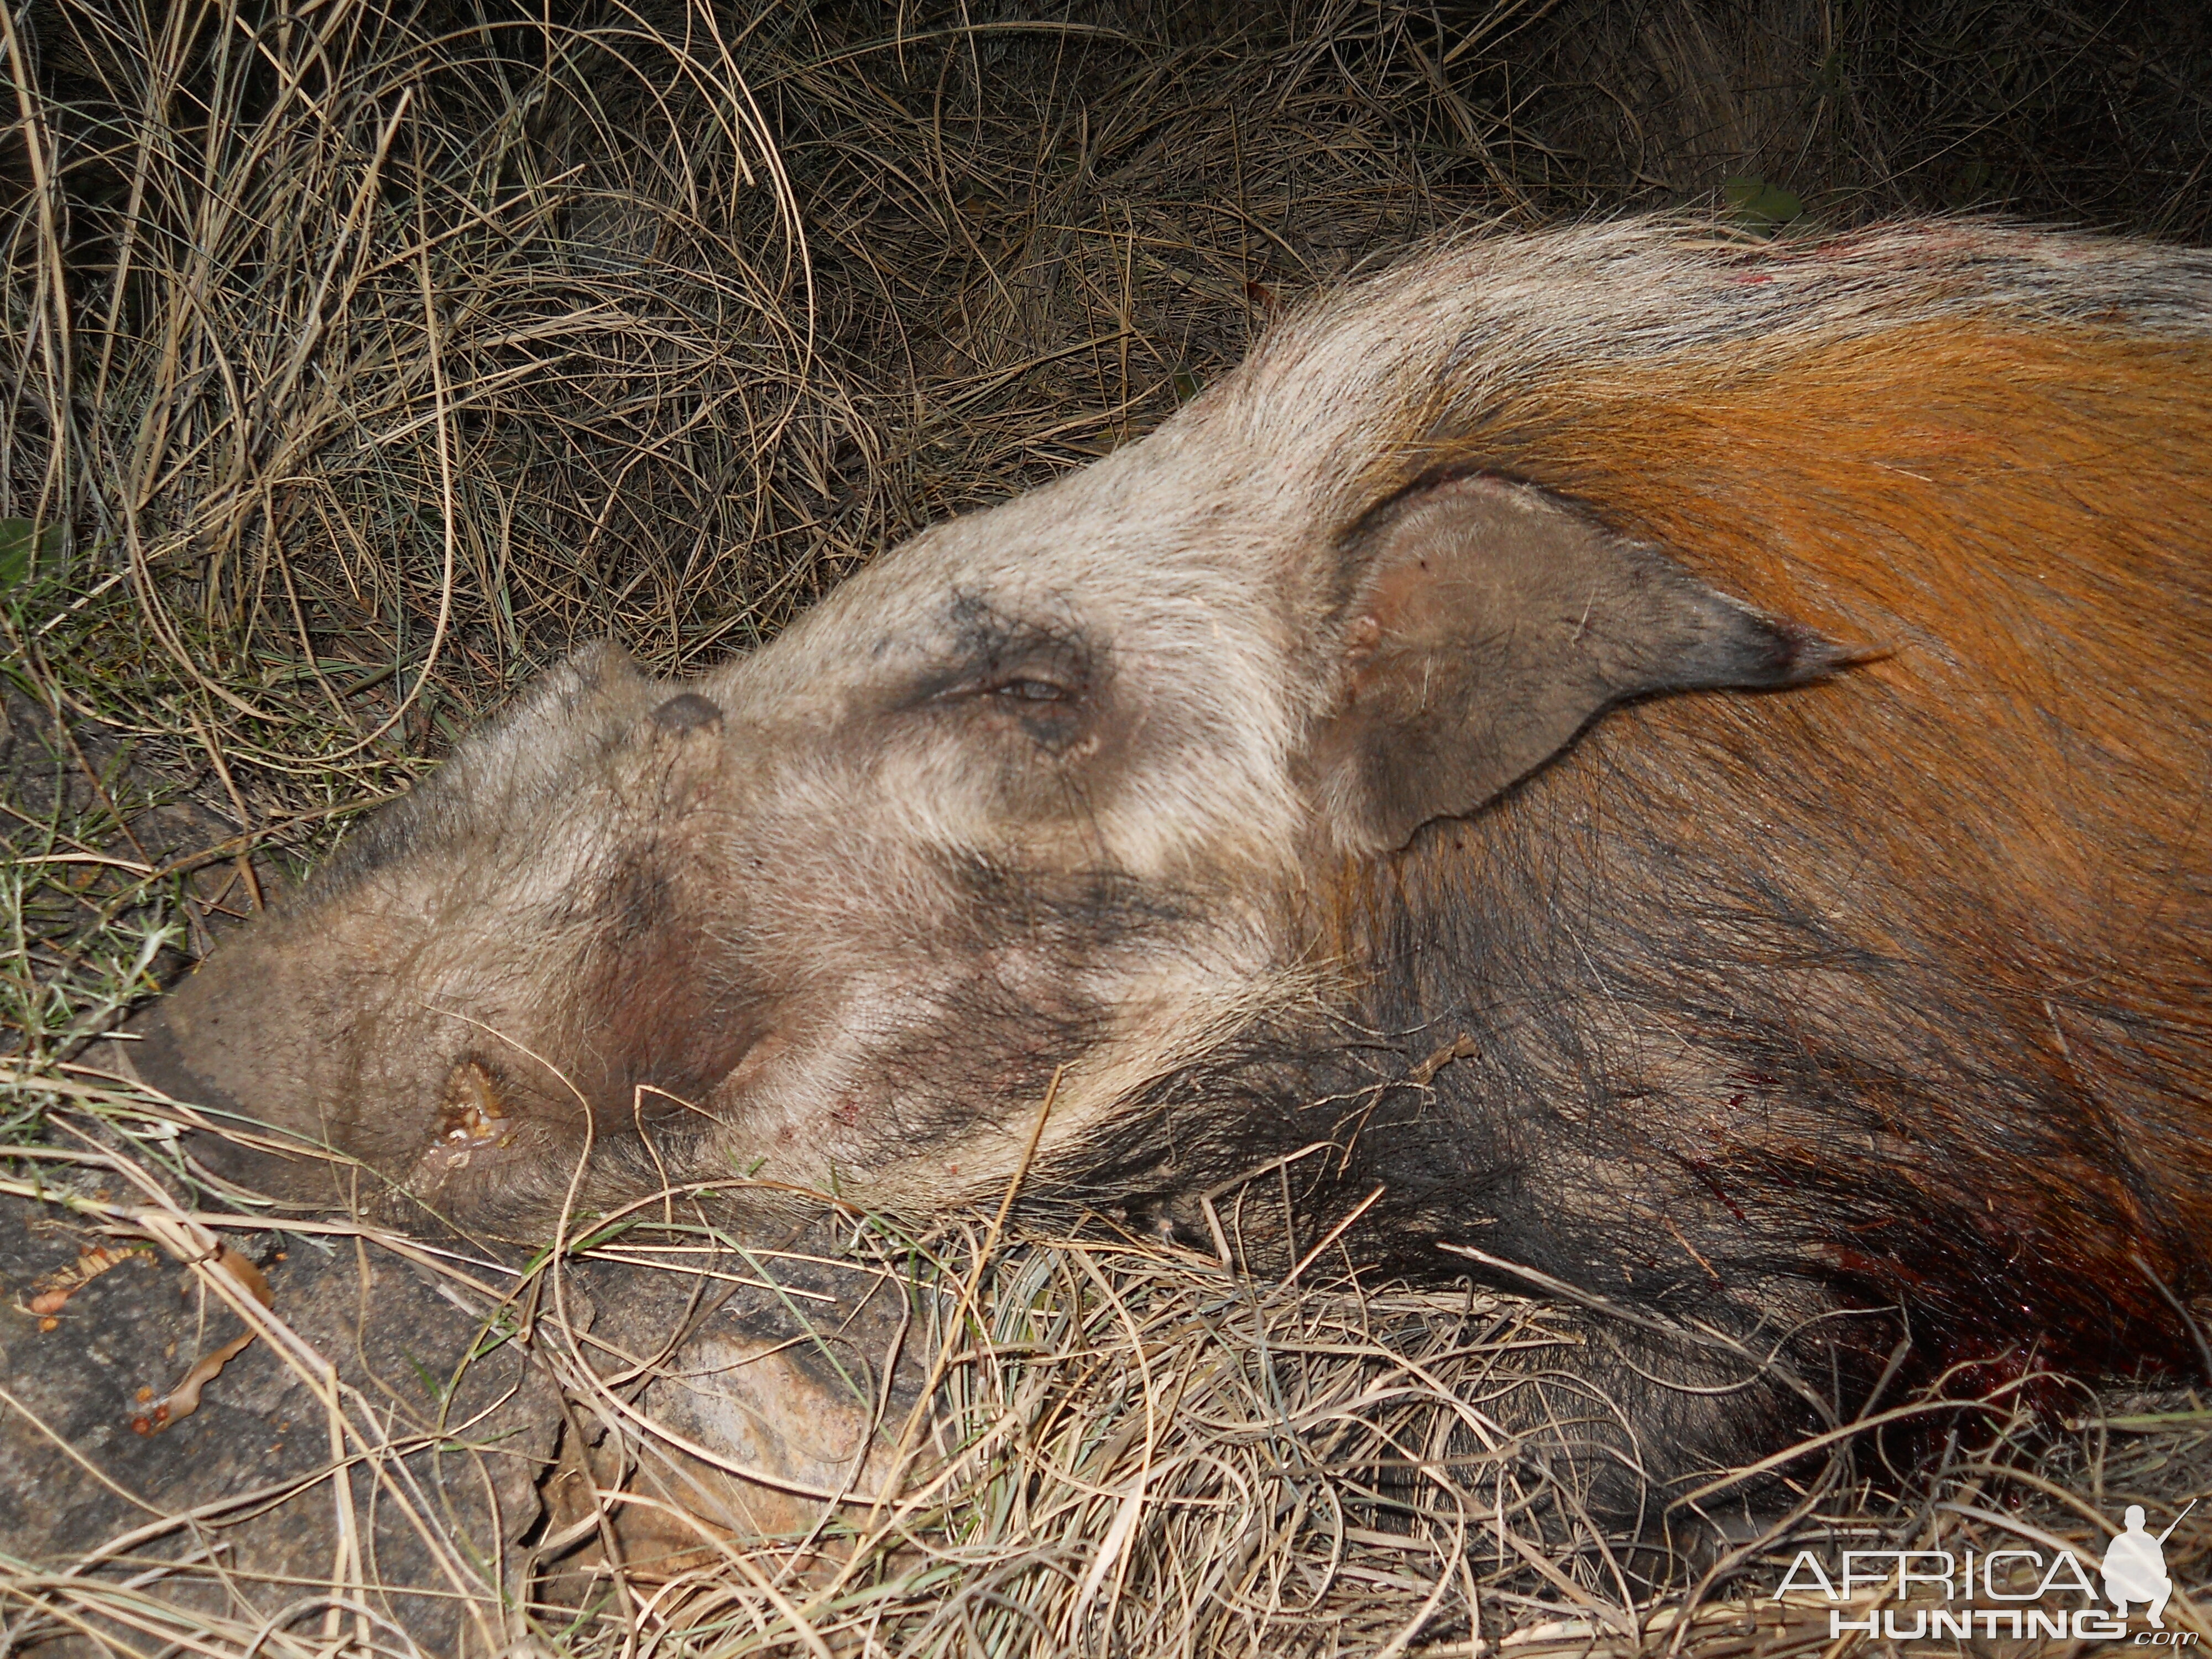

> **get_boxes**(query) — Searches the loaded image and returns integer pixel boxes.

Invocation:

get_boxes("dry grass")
[4,1082,2208,1657]
[3,1,2209,1653]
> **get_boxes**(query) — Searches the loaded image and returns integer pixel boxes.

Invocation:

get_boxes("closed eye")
[992,677,1073,703]
[908,594,1101,732]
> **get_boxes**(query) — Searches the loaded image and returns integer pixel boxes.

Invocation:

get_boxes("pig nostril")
[650,692,723,733]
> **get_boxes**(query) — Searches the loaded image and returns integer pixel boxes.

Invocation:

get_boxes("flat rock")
[0,1192,556,1655]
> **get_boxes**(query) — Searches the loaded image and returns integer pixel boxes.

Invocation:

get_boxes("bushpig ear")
[1312,474,1851,853]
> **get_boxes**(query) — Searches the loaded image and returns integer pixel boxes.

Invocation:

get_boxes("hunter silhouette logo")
[2105,1503,2193,1629]
[1772,1500,2199,1644]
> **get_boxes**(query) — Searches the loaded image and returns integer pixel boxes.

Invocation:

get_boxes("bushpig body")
[124,218,2212,1515]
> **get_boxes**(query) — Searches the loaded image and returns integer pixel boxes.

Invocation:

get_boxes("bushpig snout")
[104,994,335,1201]
[100,641,775,1222]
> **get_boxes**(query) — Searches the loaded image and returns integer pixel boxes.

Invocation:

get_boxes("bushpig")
[119,218,2212,1516]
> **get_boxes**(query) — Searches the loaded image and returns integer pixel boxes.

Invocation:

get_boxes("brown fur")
[1303,319,2212,1364]
[1500,326,2212,1277]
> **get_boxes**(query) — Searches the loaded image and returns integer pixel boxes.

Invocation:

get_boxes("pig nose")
[101,1003,332,1202]
[112,1000,244,1118]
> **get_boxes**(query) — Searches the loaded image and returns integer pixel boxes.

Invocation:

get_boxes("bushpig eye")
[993,677,1072,703]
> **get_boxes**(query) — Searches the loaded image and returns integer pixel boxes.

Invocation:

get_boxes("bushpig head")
[124,335,1842,1230]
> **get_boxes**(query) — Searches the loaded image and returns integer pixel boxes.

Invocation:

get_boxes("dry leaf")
[129,1245,276,1434]
[13,1242,154,1319]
